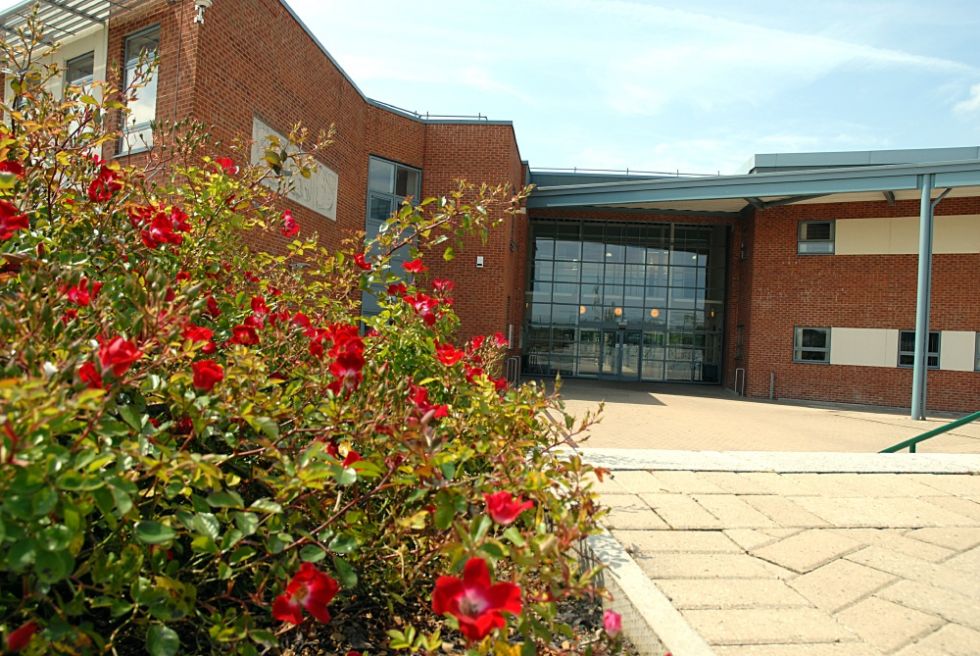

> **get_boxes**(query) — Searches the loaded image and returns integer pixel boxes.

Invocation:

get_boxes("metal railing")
[879,409,980,453]
[504,356,521,385]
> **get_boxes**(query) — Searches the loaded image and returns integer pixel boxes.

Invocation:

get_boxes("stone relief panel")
[250,116,338,221]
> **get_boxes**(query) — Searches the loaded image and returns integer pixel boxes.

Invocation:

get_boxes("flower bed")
[0,20,620,655]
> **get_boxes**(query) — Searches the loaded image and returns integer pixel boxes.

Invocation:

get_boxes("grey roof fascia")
[743,146,980,174]
[527,160,980,209]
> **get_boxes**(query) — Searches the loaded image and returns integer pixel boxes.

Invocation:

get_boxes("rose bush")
[0,18,615,656]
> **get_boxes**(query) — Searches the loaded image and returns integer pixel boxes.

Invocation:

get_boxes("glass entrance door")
[599,329,641,379]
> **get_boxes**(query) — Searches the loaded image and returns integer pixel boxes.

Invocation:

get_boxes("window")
[798,220,834,254]
[976,333,980,371]
[65,51,95,90]
[898,330,939,368]
[121,26,160,152]
[363,157,422,315]
[793,327,830,363]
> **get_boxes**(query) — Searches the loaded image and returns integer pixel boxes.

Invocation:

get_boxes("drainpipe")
[910,175,950,420]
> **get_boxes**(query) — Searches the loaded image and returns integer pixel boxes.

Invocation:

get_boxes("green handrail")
[879,409,980,453]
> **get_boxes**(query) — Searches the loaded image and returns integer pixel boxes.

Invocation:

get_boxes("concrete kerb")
[587,530,716,656]
[576,449,980,474]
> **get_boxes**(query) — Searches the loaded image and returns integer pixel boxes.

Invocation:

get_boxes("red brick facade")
[35,0,980,411]
[741,197,980,411]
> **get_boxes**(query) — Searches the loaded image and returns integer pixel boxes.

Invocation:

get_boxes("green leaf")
[229,546,255,564]
[118,406,142,431]
[135,521,176,545]
[331,555,357,589]
[503,526,526,547]
[207,490,244,509]
[7,539,36,571]
[299,545,326,563]
[35,549,74,583]
[443,245,455,261]
[252,416,279,439]
[249,499,282,514]
[146,624,180,656]
[327,533,357,554]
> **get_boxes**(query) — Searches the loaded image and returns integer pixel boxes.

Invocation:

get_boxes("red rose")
[175,270,191,282]
[281,209,299,238]
[354,253,371,271]
[0,200,29,240]
[182,323,214,343]
[492,331,509,348]
[192,360,223,391]
[434,341,465,366]
[214,156,239,175]
[64,277,101,306]
[229,325,259,346]
[484,491,534,525]
[403,258,427,274]
[5,620,38,652]
[206,295,221,317]
[250,295,269,315]
[432,557,521,642]
[387,282,407,296]
[0,160,25,178]
[78,361,102,389]
[98,337,142,376]
[272,562,339,625]
[342,449,362,467]
[87,165,122,202]
[432,278,454,294]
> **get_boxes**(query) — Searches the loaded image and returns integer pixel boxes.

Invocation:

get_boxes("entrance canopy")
[527,159,980,214]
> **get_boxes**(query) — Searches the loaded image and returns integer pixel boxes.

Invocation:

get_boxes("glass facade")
[524,220,727,383]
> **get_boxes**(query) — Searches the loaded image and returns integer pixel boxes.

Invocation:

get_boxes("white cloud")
[953,83,980,114]
[549,0,973,116]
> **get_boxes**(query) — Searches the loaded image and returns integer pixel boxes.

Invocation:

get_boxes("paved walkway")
[551,380,980,453]
[586,450,980,656]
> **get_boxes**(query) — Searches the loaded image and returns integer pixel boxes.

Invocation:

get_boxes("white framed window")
[362,157,422,315]
[120,25,160,153]
[898,330,940,369]
[65,51,95,90]
[793,327,830,363]
[798,220,835,254]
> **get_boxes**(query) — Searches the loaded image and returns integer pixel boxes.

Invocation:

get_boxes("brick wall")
[104,0,524,344]
[744,197,980,411]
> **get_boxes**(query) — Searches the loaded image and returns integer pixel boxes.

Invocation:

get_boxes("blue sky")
[4,0,979,173]
[287,0,980,174]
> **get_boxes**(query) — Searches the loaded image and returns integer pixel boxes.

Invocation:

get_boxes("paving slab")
[682,608,858,645]
[834,597,943,653]
[601,494,670,530]
[893,623,980,656]
[693,494,779,528]
[876,579,980,632]
[751,529,862,574]
[636,552,791,580]
[788,558,897,613]
[713,646,882,656]
[586,449,980,656]
[613,529,742,554]
[638,493,722,529]
[655,578,809,610]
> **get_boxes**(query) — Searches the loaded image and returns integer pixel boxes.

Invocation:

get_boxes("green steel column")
[911,174,934,420]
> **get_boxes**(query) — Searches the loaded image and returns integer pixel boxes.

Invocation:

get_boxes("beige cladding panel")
[829,328,899,367]
[836,215,980,255]
[939,331,977,372]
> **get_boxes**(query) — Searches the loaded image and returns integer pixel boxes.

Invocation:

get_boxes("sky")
[286,0,980,174]
[5,0,980,174]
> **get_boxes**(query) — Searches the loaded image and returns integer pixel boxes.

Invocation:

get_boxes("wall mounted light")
[194,0,213,24]
[649,308,661,318]
[579,305,587,315]
[613,307,623,318]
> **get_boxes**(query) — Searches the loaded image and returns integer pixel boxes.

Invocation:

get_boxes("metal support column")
[910,174,934,420]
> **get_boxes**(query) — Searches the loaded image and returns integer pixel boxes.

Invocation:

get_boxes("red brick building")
[4,0,979,414]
